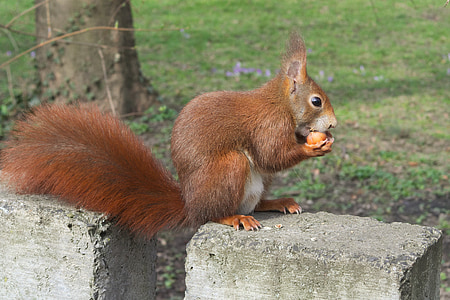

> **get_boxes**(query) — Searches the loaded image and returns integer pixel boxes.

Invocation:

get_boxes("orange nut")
[306,131,327,145]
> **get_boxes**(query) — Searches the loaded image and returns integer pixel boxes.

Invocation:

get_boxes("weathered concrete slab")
[0,187,157,300]
[185,212,442,300]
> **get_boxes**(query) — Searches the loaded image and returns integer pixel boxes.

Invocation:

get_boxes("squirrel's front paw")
[303,132,334,157]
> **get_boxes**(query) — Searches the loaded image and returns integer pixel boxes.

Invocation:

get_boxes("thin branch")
[120,111,145,118]
[109,0,132,25]
[445,0,449,7]
[1,28,19,52]
[0,24,39,37]
[98,48,116,116]
[5,0,48,28]
[45,0,52,38]
[0,25,185,70]
[57,38,135,50]
[0,24,134,50]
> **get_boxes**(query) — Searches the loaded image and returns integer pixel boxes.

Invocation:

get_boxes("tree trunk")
[34,0,157,115]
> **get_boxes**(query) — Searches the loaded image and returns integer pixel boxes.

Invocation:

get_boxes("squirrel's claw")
[215,215,262,231]
[254,198,302,214]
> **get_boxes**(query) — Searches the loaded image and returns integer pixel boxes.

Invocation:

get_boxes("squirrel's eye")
[311,96,322,107]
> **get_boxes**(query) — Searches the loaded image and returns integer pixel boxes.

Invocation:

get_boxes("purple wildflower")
[224,63,272,78]
[233,62,242,75]
[327,76,333,82]
[360,65,366,75]
[6,51,12,56]
[180,28,190,39]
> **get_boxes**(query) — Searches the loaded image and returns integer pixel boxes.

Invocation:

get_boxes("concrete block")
[0,187,157,300]
[185,212,442,300]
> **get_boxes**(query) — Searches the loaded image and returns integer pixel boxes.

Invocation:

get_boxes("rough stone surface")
[0,186,157,300]
[185,212,442,300]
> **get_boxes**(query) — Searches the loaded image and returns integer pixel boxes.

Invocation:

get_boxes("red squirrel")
[0,33,336,237]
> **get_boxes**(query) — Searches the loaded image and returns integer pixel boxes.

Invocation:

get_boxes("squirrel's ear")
[284,32,308,84]
[286,60,307,85]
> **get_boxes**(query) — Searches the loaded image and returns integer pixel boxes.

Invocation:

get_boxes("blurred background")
[1,1,449,299]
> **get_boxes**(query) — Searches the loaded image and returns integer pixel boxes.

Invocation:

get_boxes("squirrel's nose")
[328,116,337,129]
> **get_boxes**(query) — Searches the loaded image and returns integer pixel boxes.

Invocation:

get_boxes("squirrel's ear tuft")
[283,32,308,84]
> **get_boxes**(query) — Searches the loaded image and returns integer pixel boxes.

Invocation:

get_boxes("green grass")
[131,0,449,103]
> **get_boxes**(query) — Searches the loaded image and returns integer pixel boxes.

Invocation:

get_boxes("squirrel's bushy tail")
[0,104,186,237]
